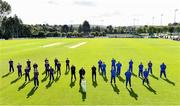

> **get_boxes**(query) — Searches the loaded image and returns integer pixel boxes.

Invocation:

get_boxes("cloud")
[73,0,96,7]
[47,0,59,5]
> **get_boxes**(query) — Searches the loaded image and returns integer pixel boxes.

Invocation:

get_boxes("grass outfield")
[0,38,180,105]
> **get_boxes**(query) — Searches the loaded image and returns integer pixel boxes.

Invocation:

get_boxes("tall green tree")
[0,0,11,23]
[82,20,90,34]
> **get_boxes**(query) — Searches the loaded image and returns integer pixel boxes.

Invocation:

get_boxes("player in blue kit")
[111,67,116,84]
[98,60,102,72]
[138,62,143,78]
[101,62,106,77]
[111,58,116,69]
[143,69,149,85]
[116,61,122,77]
[125,69,132,88]
[160,62,167,79]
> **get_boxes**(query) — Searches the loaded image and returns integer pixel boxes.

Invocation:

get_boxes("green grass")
[0,38,180,105]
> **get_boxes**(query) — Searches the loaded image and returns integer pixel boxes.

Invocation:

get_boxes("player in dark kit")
[71,65,76,81]
[9,59,14,72]
[45,61,50,76]
[49,66,54,81]
[148,61,153,74]
[56,61,61,76]
[26,59,31,71]
[129,59,133,72]
[79,67,85,84]
[66,58,70,72]
[54,58,58,71]
[91,65,97,82]
[25,66,30,82]
[45,58,48,63]
[34,68,39,87]
[33,63,38,70]
[17,63,22,78]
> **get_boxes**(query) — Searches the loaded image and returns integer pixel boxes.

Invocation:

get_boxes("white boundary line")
[69,42,87,48]
[41,42,64,48]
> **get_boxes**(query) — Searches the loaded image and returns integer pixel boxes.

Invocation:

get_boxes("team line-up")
[7,58,167,93]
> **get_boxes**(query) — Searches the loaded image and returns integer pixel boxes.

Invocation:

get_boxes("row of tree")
[0,0,180,39]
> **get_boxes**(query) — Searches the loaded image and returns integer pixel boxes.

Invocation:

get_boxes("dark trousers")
[111,76,116,83]
[25,74,30,81]
[92,73,96,81]
[34,78,39,86]
[50,73,54,81]
[66,64,70,72]
[71,73,76,81]
[79,75,83,83]
[55,64,57,70]
[148,67,152,74]
[102,70,106,77]
[18,71,22,77]
[143,78,149,85]
[160,71,166,78]
[117,69,121,76]
[98,65,101,72]
[57,69,61,76]
[126,78,131,87]
[129,66,133,72]
[138,70,143,77]
[45,69,49,76]
[9,65,14,72]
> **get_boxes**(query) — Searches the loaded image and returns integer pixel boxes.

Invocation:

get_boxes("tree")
[106,25,113,33]
[0,0,11,23]
[69,25,74,32]
[168,26,175,35]
[82,20,90,34]
[78,24,82,33]
[61,25,69,33]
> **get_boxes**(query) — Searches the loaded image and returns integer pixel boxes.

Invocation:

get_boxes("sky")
[5,0,180,26]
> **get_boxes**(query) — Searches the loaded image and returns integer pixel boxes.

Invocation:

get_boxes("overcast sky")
[5,0,180,26]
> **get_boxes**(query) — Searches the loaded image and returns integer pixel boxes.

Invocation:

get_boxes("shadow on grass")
[162,78,175,86]
[126,87,138,100]
[26,87,38,98]
[55,75,60,82]
[92,80,98,88]
[111,83,120,94]
[42,71,46,75]
[10,77,21,84]
[70,80,76,88]
[41,76,48,83]
[103,76,108,82]
[18,82,29,91]
[132,73,137,77]
[149,74,159,80]
[79,85,86,101]
[144,84,157,94]
[46,81,54,89]
[118,76,125,83]
[65,71,70,75]
[2,72,12,78]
